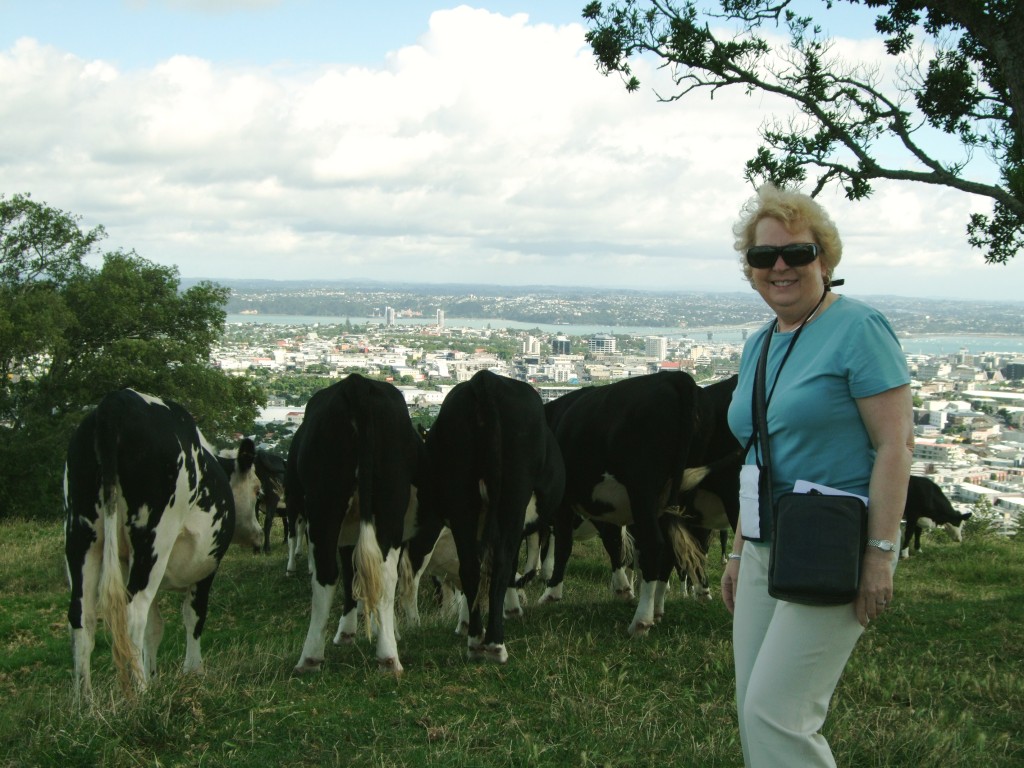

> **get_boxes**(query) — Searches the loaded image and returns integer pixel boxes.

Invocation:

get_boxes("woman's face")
[749,217,828,326]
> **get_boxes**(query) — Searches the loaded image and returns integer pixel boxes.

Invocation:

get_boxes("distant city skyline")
[3,1,1021,299]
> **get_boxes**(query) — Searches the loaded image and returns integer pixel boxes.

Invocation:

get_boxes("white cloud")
[0,7,1019,300]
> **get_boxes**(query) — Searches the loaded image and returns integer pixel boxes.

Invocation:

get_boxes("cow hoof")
[333,632,356,646]
[653,611,665,623]
[468,641,508,664]
[629,621,653,637]
[378,657,404,676]
[504,607,524,619]
[456,621,470,636]
[538,592,561,604]
[615,588,635,602]
[285,569,296,577]
[292,658,324,675]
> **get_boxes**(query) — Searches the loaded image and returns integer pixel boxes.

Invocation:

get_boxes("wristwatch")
[866,539,897,552]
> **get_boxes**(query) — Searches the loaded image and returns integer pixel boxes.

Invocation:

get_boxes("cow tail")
[351,391,384,640]
[681,466,711,491]
[473,375,503,607]
[664,516,706,589]
[93,401,142,693]
[684,446,744,492]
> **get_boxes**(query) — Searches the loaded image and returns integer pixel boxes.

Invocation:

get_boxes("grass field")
[1,517,1021,768]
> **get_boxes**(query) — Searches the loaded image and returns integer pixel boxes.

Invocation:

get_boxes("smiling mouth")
[771,279,797,287]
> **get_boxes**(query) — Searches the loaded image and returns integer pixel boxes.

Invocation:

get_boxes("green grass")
[1,518,1021,768]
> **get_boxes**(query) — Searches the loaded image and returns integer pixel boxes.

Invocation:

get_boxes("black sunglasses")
[746,243,819,269]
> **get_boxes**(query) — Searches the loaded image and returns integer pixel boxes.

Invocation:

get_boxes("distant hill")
[181,278,1024,335]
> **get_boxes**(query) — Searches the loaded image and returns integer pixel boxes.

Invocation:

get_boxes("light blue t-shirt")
[727,295,910,513]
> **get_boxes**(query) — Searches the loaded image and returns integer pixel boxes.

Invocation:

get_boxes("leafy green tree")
[582,1,1024,264]
[0,194,262,518]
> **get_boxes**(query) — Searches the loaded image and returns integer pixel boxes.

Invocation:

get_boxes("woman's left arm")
[855,383,914,627]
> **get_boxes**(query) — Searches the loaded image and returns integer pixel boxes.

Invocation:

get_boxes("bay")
[226,314,1024,357]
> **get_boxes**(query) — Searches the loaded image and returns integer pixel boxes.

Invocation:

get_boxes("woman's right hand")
[721,557,741,614]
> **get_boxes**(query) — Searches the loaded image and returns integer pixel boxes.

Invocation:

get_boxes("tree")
[582,1,1024,264]
[0,194,262,518]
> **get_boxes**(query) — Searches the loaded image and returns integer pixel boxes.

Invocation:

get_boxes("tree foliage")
[582,0,1024,263]
[0,193,263,518]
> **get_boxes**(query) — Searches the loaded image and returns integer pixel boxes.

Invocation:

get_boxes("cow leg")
[653,580,670,621]
[333,546,359,644]
[261,495,278,554]
[67,526,102,703]
[539,505,574,603]
[627,507,671,636]
[454,591,469,634]
[181,572,216,676]
[518,529,541,588]
[294,511,344,674]
[503,583,526,619]
[540,533,554,581]
[371,547,403,674]
[479,501,531,663]
[144,599,165,681]
[450,516,485,654]
[598,522,634,601]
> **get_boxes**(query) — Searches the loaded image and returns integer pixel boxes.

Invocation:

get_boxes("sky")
[1,0,1021,301]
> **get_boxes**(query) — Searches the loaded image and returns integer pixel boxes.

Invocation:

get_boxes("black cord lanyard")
[747,288,829,469]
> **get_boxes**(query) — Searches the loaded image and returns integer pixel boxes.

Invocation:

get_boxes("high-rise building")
[436,309,445,328]
[587,333,616,355]
[645,335,668,360]
[551,335,571,355]
[522,335,541,355]
[384,306,396,326]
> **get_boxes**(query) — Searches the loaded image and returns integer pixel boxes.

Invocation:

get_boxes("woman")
[721,184,914,767]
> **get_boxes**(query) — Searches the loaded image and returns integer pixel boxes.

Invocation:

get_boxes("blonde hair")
[732,184,843,285]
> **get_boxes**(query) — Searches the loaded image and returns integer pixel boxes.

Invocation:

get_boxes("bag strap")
[753,329,776,536]
[748,288,829,537]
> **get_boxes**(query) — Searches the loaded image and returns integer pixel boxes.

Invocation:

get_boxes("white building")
[645,335,668,360]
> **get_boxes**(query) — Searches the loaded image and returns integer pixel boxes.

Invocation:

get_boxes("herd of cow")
[62,372,972,701]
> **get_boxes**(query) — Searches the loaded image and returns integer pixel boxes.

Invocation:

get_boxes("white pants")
[733,542,894,768]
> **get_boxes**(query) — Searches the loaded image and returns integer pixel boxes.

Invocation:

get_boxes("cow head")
[227,438,263,548]
[943,512,973,542]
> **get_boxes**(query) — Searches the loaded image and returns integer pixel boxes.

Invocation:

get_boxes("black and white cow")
[902,475,972,558]
[254,449,287,554]
[289,374,425,676]
[409,369,563,664]
[677,375,741,595]
[540,387,636,599]
[540,371,727,636]
[64,388,263,700]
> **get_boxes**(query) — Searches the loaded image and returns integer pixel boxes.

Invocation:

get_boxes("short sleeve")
[845,311,911,399]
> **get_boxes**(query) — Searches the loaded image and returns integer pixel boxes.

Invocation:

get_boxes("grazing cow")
[541,387,636,600]
[254,449,288,554]
[902,475,972,558]
[289,374,424,676]
[540,371,728,636]
[409,369,563,664]
[676,375,741,596]
[64,389,263,700]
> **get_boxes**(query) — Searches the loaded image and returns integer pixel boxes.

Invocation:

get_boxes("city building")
[645,335,668,360]
[587,333,616,355]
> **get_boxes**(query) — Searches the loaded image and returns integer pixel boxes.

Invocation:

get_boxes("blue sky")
[1,0,1020,300]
